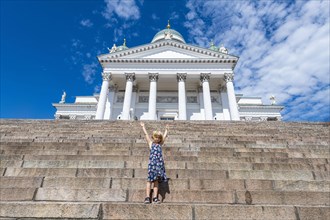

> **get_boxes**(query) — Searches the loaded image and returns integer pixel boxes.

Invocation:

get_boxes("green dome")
[208,40,219,52]
[116,45,129,51]
[151,28,186,43]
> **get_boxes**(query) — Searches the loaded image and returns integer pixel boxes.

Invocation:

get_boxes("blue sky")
[1,0,329,121]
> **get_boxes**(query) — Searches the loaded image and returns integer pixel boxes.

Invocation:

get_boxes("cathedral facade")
[53,24,283,121]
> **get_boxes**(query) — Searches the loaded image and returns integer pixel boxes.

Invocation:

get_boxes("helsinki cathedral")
[53,22,283,121]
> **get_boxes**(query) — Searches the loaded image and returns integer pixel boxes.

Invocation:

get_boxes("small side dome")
[151,21,186,44]
[108,39,129,53]
[117,39,129,51]
[208,40,219,52]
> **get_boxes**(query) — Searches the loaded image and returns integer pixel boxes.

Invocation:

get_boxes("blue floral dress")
[147,143,167,182]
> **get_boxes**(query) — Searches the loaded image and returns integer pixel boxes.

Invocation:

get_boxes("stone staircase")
[0,119,329,219]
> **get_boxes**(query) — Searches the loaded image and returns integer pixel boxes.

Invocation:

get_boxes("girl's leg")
[153,180,159,198]
[146,181,151,197]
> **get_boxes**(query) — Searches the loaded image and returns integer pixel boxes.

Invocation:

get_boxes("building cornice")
[52,103,97,107]
[239,105,284,110]
[100,58,237,64]
[99,40,239,61]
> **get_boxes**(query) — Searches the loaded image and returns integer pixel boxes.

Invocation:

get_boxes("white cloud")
[185,0,330,121]
[70,39,84,65]
[80,19,93,27]
[152,13,159,20]
[170,11,179,20]
[71,39,82,48]
[82,62,98,84]
[103,0,140,20]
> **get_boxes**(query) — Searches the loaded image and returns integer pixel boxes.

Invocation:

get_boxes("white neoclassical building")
[53,23,283,121]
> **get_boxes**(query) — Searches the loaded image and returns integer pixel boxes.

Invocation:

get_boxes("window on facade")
[139,96,149,103]
[211,96,219,103]
[187,96,197,103]
[267,117,278,121]
[160,117,175,121]
[59,115,70,119]
[157,96,178,103]
[116,95,124,103]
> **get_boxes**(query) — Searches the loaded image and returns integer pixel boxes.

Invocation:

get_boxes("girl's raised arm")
[140,122,152,148]
[161,124,169,145]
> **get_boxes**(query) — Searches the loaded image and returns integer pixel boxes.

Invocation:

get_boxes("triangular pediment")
[98,40,239,61]
[142,49,197,59]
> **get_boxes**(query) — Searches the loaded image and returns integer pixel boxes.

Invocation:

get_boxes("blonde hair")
[152,131,163,142]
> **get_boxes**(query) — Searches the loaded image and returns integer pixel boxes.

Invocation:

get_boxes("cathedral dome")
[151,21,186,44]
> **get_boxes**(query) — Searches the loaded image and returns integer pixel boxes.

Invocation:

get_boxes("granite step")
[4,167,328,182]
[1,202,328,220]
[3,157,327,171]
[1,187,328,206]
[3,167,133,178]
[2,176,329,192]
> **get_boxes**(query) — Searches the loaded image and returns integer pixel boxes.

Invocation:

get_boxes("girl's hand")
[165,124,169,130]
[140,122,145,127]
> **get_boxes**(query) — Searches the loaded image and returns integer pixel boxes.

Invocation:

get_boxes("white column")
[224,73,240,120]
[177,73,187,120]
[130,86,138,120]
[198,86,205,120]
[200,73,213,120]
[148,73,158,120]
[121,73,135,120]
[104,85,116,120]
[95,72,111,120]
[220,85,231,120]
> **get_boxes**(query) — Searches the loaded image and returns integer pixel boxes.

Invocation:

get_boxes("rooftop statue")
[109,44,117,53]
[270,95,276,105]
[60,91,66,104]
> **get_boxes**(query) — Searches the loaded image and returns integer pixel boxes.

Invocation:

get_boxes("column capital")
[177,73,187,82]
[200,73,210,82]
[102,72,111,81]
[125,73,136,82]
[148,73,159,82]
[224,72,234,82]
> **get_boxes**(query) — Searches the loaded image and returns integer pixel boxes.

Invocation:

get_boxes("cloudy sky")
[1,0,329,121]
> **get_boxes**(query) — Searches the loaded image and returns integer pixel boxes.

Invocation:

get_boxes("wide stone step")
[4,166,329,182]
[2,177,328,192]
[102,203,330,220]
[128,189,330,205]
[2,152,327,166]
[0,177,43,188]
[0,202,100,219]
[22,160,125,168]
[4,168,133,178]
[0,201,313,219]
[2,187,327,206]
[0,156,328,170]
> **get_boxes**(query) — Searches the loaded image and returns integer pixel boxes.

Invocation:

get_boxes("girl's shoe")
[153,197,160,204]
[144,197,151,204]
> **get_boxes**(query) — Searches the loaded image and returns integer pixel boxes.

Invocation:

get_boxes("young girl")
[140,122,168,204]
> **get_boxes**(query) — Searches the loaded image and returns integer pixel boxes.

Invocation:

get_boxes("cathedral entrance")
[157,110,178,121]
